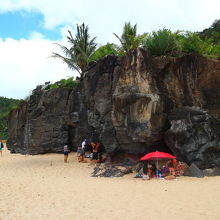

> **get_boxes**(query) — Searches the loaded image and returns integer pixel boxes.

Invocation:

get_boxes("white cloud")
[0,34,78,99]
[28,31,45,39]
[0,0,219,98]
[0,0,219,41]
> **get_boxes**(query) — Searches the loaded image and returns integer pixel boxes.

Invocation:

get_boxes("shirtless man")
[91,142,99,162]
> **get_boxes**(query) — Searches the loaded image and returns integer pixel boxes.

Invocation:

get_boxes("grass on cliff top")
[30,77,79,96]
[45,77,79,90]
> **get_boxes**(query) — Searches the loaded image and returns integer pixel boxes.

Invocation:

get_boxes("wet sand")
[1,147,220,220]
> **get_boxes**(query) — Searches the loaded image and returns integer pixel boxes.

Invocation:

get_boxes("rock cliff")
[7,48,220,169]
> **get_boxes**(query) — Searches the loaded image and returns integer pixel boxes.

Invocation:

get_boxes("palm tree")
[114,22,146,53]
[52,23,97,75]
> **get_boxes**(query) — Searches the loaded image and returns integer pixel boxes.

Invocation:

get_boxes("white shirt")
[82,141,86,150]
[64,145,69,152]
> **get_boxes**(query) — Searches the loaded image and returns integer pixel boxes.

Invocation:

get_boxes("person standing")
[63,144,70,163]
[91,142,99,162]
[81,139,87,152]
[0,140,3,157]
[97,142,105,163]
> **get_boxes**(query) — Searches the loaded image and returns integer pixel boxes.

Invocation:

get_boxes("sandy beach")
[1,147,220,220]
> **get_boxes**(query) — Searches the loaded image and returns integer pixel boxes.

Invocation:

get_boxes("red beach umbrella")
[140,151,176,161]
[140,151,176,176]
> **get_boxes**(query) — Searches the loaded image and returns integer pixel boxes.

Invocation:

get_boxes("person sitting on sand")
[147,164,155,178]
[142,163,156,180]
[77,144,86,163]
[150,163,157,176]
[166,159,177,176]
[161,165,169,176]
[142,163,150,180]
[63,144,70,163]
[164,159,177,180]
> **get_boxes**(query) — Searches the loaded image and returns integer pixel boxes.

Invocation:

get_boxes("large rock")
[8,88,75,154]
[7,49,220,170]
[7,101,28,154]
[165,107,220,169]
[183,163,205,178]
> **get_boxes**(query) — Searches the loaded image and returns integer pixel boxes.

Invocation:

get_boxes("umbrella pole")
[157,159,158,177]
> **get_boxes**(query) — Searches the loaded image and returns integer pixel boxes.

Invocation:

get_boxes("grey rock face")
[8,88,74,154]
[7,49,220,170]
[7,101,28,154]
[203,167,220,176]
[165,107,220,169]
[183,163,204,178]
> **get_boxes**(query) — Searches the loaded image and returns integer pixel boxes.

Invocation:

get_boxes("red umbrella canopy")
[140,151,176,161]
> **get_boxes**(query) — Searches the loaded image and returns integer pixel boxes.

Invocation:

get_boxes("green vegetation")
[198,19,220,44]
[143,29,179,56]
[53,19,220,76]
[44,77,79,90]
[142,22,219,58]
[89,43,120,62]
[0,97,21,139]
[52,23,97,74]
[177,31,220,57]
[178,31,206,55]
[114,22,146,54]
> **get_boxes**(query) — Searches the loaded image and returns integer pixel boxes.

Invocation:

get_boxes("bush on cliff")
[89,43,120,62]
[143,28,179,56]
[45,77,79,90]
[177,31,220,58]
[198,19,220,44]
[178,32,206,54]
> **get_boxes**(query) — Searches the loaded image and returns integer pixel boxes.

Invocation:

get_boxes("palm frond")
[51,23,97,75]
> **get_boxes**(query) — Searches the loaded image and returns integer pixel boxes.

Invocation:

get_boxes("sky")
[0,0,219,99]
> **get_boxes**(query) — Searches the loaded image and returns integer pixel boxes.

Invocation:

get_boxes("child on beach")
[63,144,70,163]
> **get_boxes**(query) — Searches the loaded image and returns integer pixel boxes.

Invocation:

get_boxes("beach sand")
[1,147,220,220]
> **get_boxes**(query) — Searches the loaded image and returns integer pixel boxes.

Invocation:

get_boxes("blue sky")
[0,0,219,99]
[0,10,63,40]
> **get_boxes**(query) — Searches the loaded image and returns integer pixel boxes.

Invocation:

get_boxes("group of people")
[77,140,104,163]
[141,158,183,180]
[63,139,105,163]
